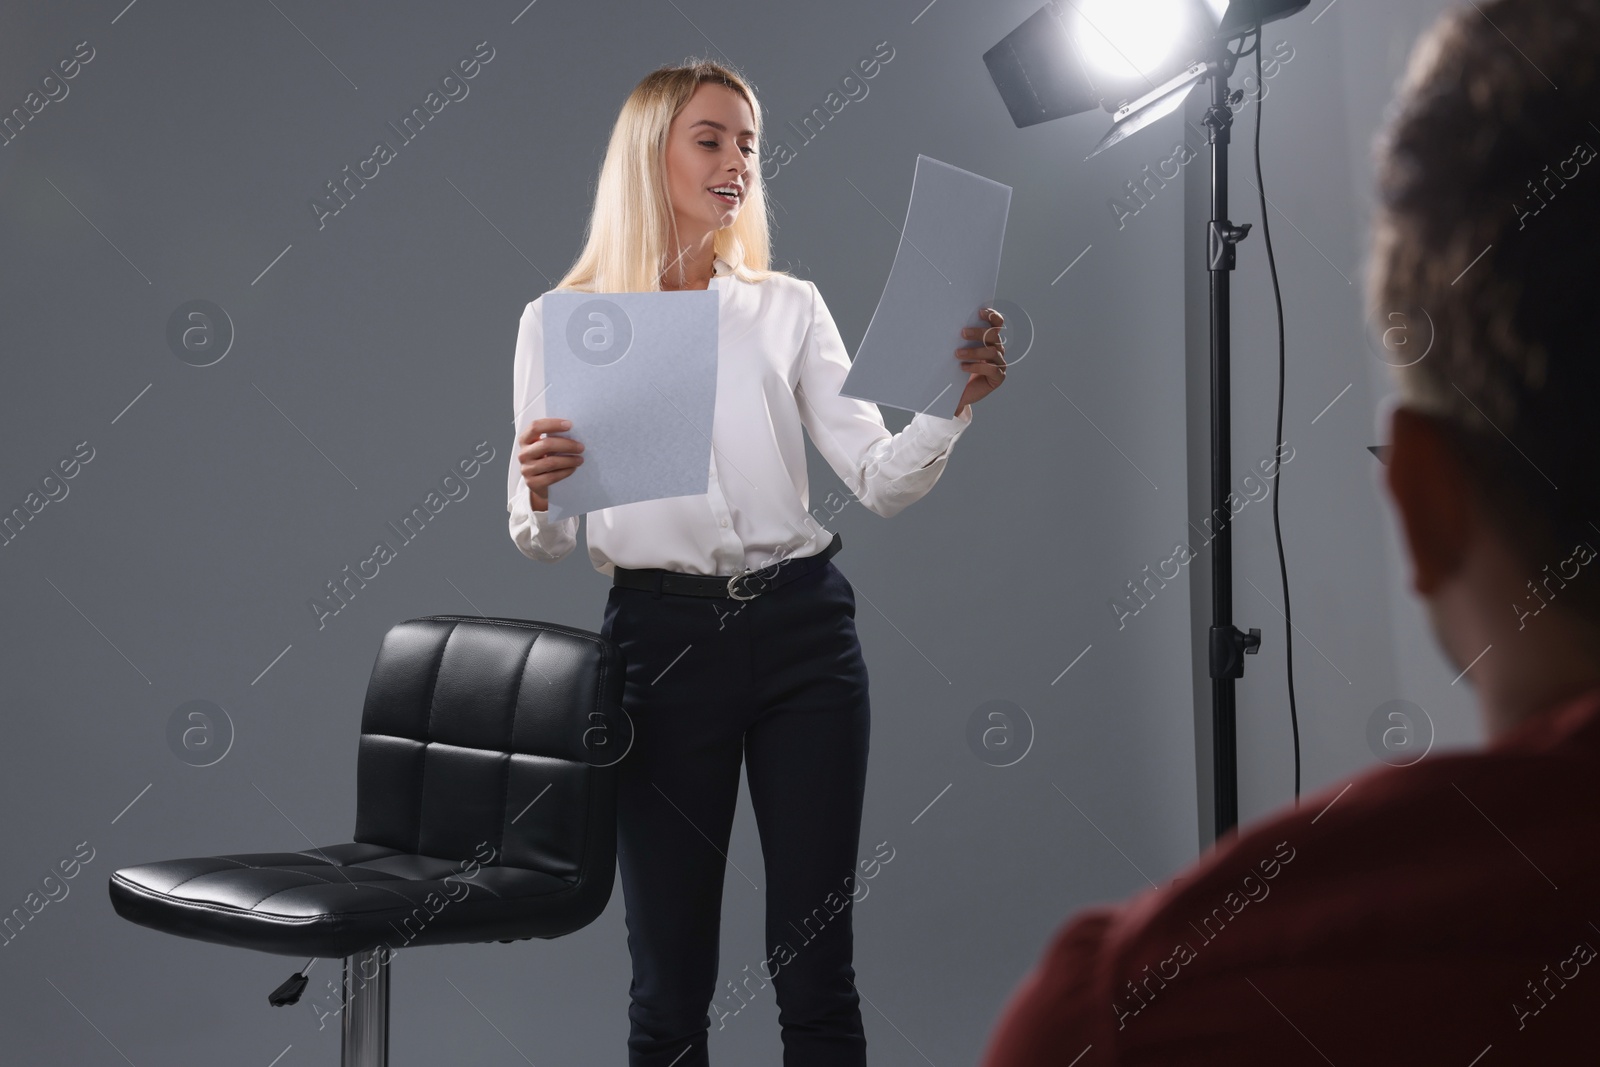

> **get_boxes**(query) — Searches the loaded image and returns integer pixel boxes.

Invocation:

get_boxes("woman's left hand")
[954,307,1007,418]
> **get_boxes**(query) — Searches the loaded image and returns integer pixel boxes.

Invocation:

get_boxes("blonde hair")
[551,58,790,294]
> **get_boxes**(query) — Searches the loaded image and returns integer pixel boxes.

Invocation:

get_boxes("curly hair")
[1369,0,1600,621]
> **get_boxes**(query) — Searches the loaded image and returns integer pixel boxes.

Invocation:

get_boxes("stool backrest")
[352,616,624,882]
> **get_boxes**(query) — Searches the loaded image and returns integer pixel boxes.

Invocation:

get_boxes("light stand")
[1090,44,1263,839]
[984,3,1308,840]
[1198,50,1262,838]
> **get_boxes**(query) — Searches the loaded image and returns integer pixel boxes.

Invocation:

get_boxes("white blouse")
[506,255,974,577]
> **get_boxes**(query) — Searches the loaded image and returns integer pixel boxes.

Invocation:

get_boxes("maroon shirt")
[980,685,1600,1065]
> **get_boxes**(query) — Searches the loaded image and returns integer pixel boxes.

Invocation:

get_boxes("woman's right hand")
[516,417,584,512]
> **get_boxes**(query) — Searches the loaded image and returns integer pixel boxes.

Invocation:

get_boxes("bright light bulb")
[1072,0,1190,82]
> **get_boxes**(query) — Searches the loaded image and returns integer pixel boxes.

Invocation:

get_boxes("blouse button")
[720,519,729,528]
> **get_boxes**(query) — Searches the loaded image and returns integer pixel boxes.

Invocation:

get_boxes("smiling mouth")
[709,187,741,205]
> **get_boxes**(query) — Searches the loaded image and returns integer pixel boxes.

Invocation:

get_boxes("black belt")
[612,533,843,600]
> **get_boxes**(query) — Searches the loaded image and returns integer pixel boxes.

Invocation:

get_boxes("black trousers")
[601,557,871,1067]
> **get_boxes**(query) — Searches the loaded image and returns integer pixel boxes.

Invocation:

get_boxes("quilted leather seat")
[109,615,626,961]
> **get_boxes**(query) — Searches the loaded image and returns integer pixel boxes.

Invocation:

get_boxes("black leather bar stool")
[108,615,626,1066]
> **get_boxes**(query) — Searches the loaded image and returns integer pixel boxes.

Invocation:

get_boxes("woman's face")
[663,82,756,242]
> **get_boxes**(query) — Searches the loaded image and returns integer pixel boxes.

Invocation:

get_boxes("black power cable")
[1251,19,1301,802]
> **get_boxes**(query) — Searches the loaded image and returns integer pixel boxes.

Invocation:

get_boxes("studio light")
[982,0,1307,127]
[1071,0,1198,83]
[982,0,1310,841]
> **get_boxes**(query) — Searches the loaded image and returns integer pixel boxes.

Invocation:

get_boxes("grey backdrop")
[0,0,1472,1063]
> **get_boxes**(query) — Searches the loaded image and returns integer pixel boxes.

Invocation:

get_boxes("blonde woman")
[507,59,1007,1066]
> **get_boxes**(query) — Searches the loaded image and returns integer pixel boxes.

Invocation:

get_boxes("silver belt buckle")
[727,566,762,601]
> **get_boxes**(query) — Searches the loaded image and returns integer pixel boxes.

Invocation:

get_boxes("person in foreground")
[980,1,1600,1062]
